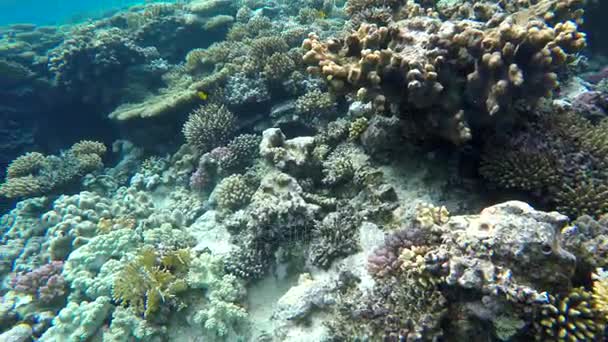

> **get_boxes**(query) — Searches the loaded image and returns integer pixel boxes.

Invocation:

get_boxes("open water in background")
[0,0,178,26]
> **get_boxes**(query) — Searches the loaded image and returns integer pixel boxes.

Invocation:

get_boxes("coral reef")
[536,287,606,341]
[302,0,586,144]
[0,141,106,199]
[183,103,236,153]
[2,0,608,341]
[10,261,66,304]
[112,248,191,318]
[481,106,608,218]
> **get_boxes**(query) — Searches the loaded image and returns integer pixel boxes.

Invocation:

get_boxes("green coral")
[112,248,191,318]
[348,117,369,141]
[0,141,106,199]
[213,174,255,211]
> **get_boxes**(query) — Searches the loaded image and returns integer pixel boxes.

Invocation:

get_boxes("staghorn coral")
[183,103,236,153]
[481,108,608,218]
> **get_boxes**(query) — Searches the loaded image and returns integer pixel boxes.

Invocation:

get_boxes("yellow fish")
[197,91,208,101]
[318,11,326,19]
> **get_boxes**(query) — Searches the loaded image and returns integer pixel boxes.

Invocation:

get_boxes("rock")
[360,115,401,159]
[259,128,316,176]
[188,210,236,257]
[445,201,575,302]
[273,273,335,321]
[0,323,33,342]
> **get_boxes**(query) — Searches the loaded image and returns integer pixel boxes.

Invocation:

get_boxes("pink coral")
[10,261,66,303]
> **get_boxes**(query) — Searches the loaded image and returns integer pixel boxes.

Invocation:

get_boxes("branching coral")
[183,103,236,153]
[6,152,46,178]
[213,174,255,211]
[112,248,191,318]
[481,108,608,218]
[307,205,361,269]
[0,141,106,199]
[537,287,606,341]
[302,1,586,144]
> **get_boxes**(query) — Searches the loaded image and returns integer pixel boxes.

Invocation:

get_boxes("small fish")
[318,11,326,20]
[197,90,208,101]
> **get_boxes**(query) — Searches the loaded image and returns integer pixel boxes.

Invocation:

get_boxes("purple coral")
[368,227,427,277]
[584,67,608,84]
[572,91,608,120]
[190,147,232,190]
[10,261,66,303]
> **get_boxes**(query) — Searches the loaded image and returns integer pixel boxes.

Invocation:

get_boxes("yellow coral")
[538,287,606,341]
[592,270,608,321]
[0,176,42,199]
[6,152,46,179]
[348,117,369,141]
[415,203,450,229]
[70,140,106,157]
[112,248,191,318]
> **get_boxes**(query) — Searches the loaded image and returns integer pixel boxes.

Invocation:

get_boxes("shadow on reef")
[583,0,608,54]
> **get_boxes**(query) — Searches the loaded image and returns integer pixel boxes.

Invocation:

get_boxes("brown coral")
[6,152,46,178]
[302,3,586,144]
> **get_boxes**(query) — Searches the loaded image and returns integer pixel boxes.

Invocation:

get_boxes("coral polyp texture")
[183,103,236,153]
[302,0,586,144]
[2,0,608,341]
[0,140,106,199]
[481,107,608,218]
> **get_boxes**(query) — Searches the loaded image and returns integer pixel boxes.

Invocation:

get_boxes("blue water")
[0,0,174,26]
